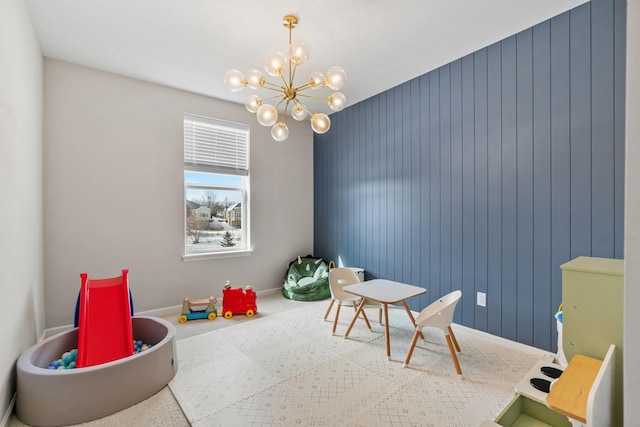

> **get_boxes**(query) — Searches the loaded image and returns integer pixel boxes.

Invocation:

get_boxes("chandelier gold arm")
[289,62,299,89]
[260,94,286,102]
[259,86,288,95]
[293,99,312,114]
[261,81,285,90]
[295,92,330,102]
[281,99,292,124]
[279,73,290,90]
[273,97,287,109]
[294,82,315,92]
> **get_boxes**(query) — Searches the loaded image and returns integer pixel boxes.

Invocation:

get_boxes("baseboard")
[1,393,16,427]
[42,324,73,339]
[137,304,182,318]
[256,287,283,296]
[42,304,183,339]
[399,307,555,361]
[453,323,556,361]
[40,288,555,363]
[41,286,285,340]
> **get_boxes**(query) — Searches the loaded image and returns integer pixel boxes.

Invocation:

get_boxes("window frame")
[182,114,252,261]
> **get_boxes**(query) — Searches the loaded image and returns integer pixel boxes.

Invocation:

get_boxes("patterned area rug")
[169,300,551,426]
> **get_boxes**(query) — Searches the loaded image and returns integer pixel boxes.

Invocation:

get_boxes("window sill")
[182,249,253,262]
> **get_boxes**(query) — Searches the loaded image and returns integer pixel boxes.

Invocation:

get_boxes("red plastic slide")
[76,270,134,368]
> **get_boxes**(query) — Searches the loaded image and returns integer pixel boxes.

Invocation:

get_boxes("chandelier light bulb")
[325,66,347,90]
[264,51,288,77]
[328,92,347,112]
[291,104,308,121]
[290,40,309,65]
[256,104,278,127]
[224,69,246,92]
[309,71,325,90]
[245,94,263,113]
[246,69,265,89]
[271,122,290,141]
[311,113,331,134]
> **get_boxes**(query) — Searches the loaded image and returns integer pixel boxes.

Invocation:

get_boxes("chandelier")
[224,14,347,142]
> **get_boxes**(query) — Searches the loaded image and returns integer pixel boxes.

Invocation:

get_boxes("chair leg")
[403,329,421,368]
[448,326,461,352]
[353,301,372,330]
[378,305,382,325]
[324,299,335,320]
[445,334,462,375]
[332,303,341,335]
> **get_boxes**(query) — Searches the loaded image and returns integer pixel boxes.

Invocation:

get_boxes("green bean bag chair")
[282,255,331,301]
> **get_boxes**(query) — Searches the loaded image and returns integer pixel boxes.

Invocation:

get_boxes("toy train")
[179,282,257,323]
[222,283,257,319]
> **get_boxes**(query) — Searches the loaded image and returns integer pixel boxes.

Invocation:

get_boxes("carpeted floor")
[170,297,552,426]
[10,291,553,426]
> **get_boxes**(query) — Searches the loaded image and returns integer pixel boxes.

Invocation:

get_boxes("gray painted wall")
[314,0,625,352]
[0,0,44,421]
[43,60,314,328]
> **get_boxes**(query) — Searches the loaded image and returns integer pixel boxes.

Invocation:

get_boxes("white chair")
[403,290,463,374]
[324,268,372,335]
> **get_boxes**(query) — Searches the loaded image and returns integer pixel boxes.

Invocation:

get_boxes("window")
[183,114,250,259]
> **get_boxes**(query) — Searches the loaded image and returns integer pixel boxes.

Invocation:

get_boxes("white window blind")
[184,114,249,176]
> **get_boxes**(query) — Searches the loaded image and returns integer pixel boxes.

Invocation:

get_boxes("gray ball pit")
[16,316,177,427]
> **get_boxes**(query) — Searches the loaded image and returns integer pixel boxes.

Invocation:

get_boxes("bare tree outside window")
[186,211,210,244]
[200,190,218,210]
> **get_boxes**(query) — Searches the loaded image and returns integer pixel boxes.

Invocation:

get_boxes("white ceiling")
[24,0,588,114]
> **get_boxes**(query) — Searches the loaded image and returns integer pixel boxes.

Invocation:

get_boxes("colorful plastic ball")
[48,348,81,370]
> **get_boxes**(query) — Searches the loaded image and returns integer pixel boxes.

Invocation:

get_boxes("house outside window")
[195,206,211,219]
[225,202,242,228]
[183,114,251,259]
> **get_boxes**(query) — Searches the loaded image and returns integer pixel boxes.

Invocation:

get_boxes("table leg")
[402,301,424,339]
[383,303,390,360]
[344,297,367,338]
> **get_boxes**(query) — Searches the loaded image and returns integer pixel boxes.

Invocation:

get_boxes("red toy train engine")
[222,282,257,319]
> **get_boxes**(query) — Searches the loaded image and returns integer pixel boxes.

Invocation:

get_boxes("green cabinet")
[560,256,623,425]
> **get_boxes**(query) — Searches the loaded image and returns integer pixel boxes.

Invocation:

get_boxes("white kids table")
[344,279,426,360]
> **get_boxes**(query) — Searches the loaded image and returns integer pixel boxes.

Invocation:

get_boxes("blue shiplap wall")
[313,0,625,351]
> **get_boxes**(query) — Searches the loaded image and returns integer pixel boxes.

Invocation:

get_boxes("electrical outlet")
[477,292,486,307]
